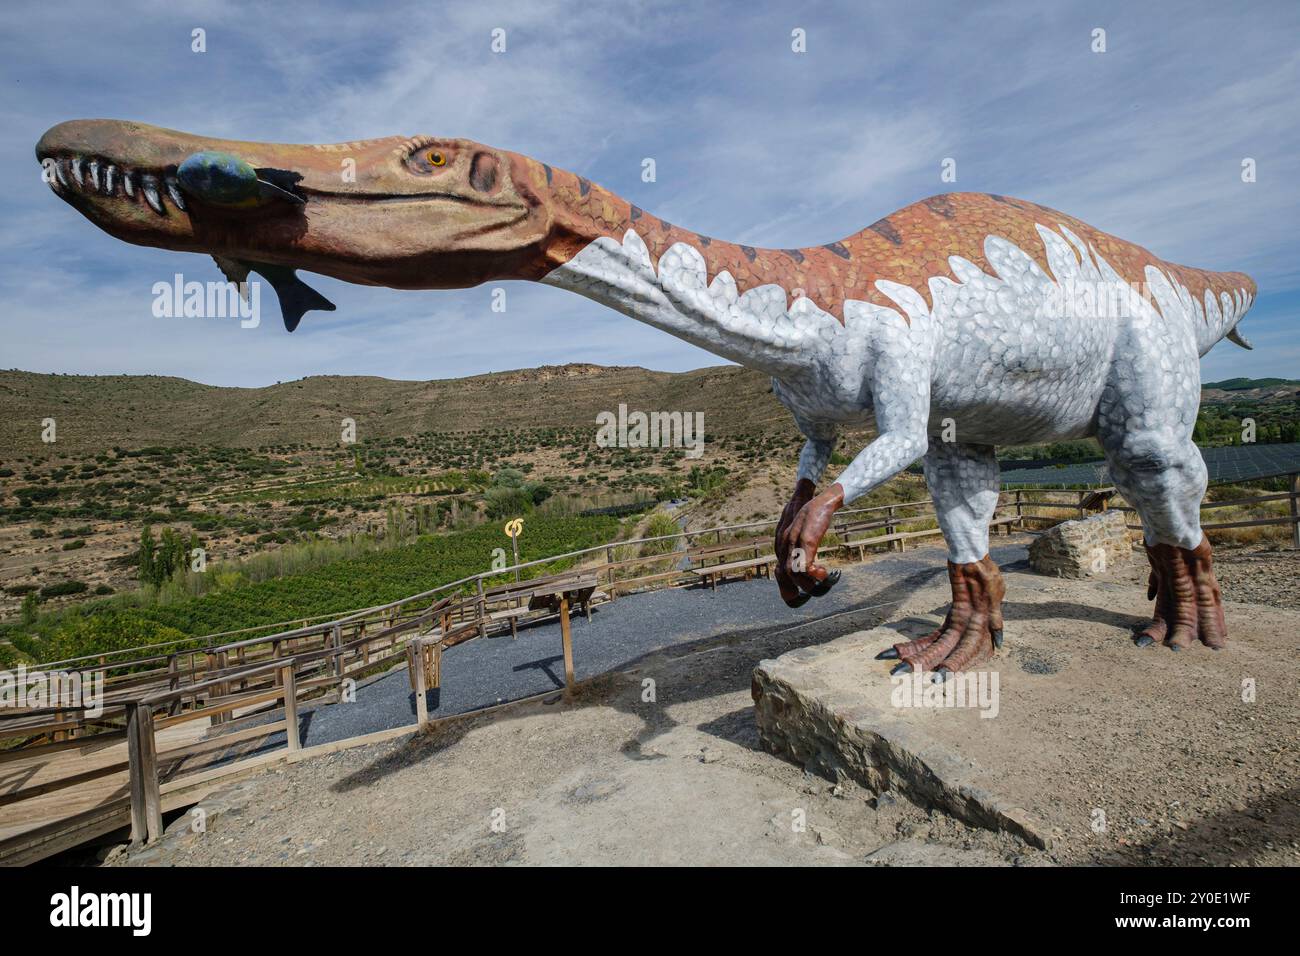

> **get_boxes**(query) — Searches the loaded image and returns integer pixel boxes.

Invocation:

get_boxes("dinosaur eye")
[427,151,446,167]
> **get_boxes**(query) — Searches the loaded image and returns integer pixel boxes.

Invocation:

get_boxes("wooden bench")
[689,555,775,590]
[840,515,1023,560]
[480,575,602,638]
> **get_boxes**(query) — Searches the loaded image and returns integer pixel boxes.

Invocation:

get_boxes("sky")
[2,0,1297,387]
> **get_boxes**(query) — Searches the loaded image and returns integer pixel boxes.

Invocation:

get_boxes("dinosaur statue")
[36,119,1257,679]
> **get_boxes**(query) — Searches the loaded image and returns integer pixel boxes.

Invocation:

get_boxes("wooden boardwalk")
[0,716,287,864]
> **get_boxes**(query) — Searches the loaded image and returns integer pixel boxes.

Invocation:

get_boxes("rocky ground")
[1184,543,1300,610]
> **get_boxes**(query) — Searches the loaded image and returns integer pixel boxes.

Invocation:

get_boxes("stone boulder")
[1028,509,1135,578]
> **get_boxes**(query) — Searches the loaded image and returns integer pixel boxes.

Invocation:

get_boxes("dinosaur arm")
[793,416,838,485]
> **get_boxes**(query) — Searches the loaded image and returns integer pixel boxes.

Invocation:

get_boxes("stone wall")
[1028,509,1136,578]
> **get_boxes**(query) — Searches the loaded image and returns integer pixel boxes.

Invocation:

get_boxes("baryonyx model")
[37,120,1256,679]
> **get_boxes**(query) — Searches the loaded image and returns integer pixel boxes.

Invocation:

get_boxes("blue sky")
[2,0,1297,387]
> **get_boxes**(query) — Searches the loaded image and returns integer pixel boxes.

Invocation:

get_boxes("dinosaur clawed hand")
[775,479,844,608]
[1137,535,1227,651]
[876,555,1005,682]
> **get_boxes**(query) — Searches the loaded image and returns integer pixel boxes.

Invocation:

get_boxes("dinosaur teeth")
[48,152,193,217]
[140,175,165,214]
[165,176,186,210]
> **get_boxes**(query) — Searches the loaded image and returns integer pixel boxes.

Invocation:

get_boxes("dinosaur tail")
[1164,264,1257,358]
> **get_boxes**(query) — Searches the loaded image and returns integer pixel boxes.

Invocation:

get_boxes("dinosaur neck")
[510,153,854,376]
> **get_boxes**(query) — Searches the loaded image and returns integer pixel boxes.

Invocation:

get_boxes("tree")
[139,525,159,586]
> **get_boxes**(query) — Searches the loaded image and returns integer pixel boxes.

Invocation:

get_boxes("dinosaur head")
[36,119,554,328]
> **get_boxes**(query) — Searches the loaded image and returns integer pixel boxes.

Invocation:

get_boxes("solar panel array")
[997,442,1300,488]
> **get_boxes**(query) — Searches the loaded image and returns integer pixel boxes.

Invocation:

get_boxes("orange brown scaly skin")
[881,556,1006,680]
[519,159,1256,321]
[774,479,844,606]
[1140,536,1227,651]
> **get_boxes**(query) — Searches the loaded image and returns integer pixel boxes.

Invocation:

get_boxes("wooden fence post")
[167,655,181,716]
[411,637,429,729]
[476,578,487,638]
[126,702,162,845]
[1291,474,1299,551]
[205,651,223,726]
[559,593,575,694]
[331,624,343,678]
[281,664,300,753]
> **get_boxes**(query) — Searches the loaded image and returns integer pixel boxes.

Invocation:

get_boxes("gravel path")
[281,541,1027,747]
[213,535,1297,753]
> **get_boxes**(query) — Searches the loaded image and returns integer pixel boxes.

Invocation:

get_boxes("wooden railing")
[3,476,1297,860]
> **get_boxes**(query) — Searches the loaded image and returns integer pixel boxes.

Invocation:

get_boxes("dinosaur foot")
[875,554,1006,682]
[1136,535,1226,651]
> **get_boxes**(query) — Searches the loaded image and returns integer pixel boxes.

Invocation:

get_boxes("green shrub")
[39,581,88,599]
[639,512,683,555]
[40,611,189,664]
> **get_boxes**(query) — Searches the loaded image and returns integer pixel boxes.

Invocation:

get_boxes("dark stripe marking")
[923,195,956,219]
[868,220,903,246]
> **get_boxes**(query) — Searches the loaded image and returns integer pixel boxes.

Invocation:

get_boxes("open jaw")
[36,119,548,330]
[45,153,189,216]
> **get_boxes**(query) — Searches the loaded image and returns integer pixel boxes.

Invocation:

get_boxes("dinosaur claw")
[933,668,950,684]
[809,569,840,597]
[1134,634,1155,647]
[875,647,900,660]
[890,661,912,676]
[992,628,1003,649]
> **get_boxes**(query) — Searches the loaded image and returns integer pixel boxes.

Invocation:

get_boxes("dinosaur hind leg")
[1099,384,1227,650]
[877,439,1006,679]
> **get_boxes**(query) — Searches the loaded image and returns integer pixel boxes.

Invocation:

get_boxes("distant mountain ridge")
[2,367,1294,455]
[0,365,789,453]
[1201,377,1300,403]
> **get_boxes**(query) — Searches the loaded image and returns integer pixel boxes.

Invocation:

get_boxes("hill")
[0,365,787,454]
[1202,377,1300,403]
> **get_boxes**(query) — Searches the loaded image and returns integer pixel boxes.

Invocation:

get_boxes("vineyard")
[2,514,620,666]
